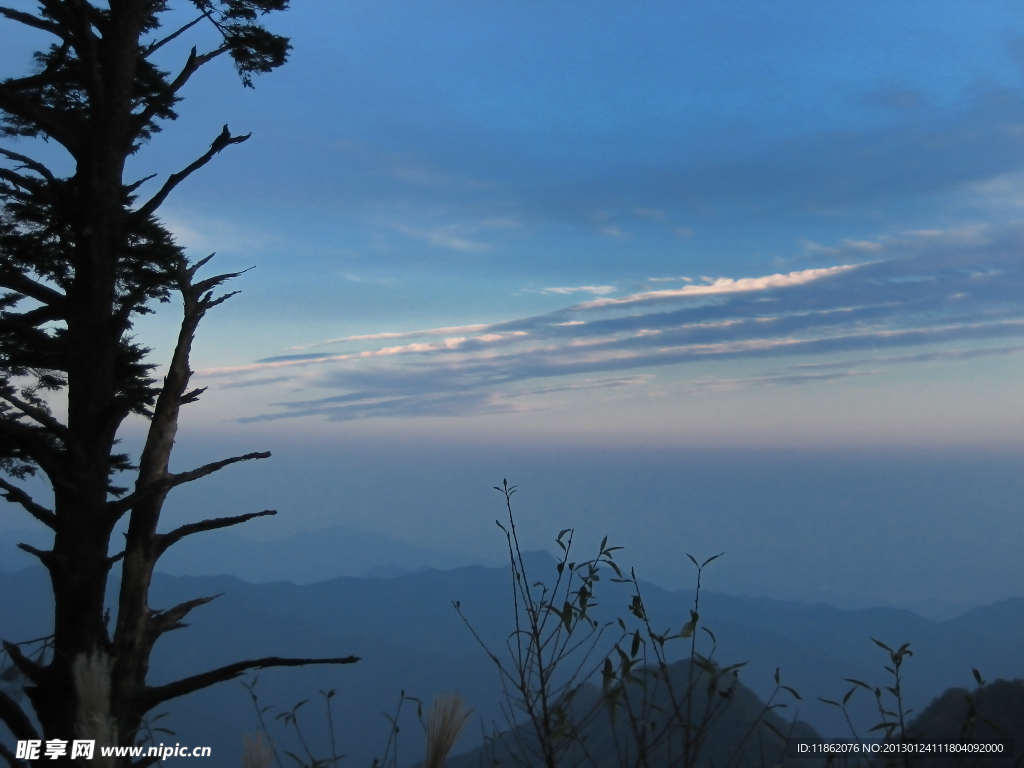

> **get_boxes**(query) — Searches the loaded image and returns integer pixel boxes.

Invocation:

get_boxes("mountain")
[0,524,492,583]
[445,658,822,768]
[905,678,1024,768]
[1,554,1022,766]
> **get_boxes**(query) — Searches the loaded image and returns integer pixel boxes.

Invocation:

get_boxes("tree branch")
[109,451,271,516]
[0,478,56,529]
[112,280,162,331]
[143,14,205,58]
[157,509,275,556]
[4,304,65,327]
[0,6,67,39]
[149,594,221,638]
[0,270,66,307]
[0,741,20,768]
[0,390,69,439]
[0,84,81,154]
[132,125,249,221]
[133,44,228,132]
[0,168,36,192]
[16,542,54,568]
[0,148,58,185]
[0,419,70,489]
[1,641,44,687]
[142,655,360,709]
[0,687,38,743]
[124,173,157,194]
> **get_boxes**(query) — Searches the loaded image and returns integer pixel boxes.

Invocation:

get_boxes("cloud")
[321,82,1024,240]
[539,285,617,295]
[685,369,879,393]
[576,266,856,309]
[202,222,1024,422]
[237,375,647,423]
[240,390,524,423]
[219,376,295,389]
[684,344,1024,393]
[393,223,489,252]
[287,323,492,351]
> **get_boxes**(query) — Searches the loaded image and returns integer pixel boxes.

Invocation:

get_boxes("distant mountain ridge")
[0,524,493,582]
[0,554,1022,766]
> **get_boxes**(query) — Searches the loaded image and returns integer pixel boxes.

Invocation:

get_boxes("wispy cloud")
[576,266,856,309]
[220,376,295,389]
[538,285,617,295]
[684,344,1024,393]
[394,223,489,252]
[287,324,491,351]
[238,375,646,422]
[200,222,1024,422]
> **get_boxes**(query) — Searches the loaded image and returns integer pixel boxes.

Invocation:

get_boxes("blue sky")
[4,0,1024,612]
[112,0,1024,446]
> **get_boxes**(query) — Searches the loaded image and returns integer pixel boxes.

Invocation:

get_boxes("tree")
[0,2,357,764]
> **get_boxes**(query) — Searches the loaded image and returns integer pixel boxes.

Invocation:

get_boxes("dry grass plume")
[424,693,473,768]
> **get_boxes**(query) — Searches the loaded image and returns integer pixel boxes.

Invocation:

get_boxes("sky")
[4,0,1024,616]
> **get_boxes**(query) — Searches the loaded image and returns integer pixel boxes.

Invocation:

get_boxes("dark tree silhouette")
[0,2,357,764]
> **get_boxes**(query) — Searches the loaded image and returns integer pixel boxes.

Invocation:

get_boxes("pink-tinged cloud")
[291,323,492,349]
[575,265,858,309]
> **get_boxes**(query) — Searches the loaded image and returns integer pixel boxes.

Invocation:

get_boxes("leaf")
[781,685,802,700]
[630,630,641,658]
[973,667,985,687]
[871,637,893,653]
[819,698,841,708]
[629,595,646,621]
[602,658,615,691]
[702,626,716,644]
[702,552,724,568]
[687,553,699,568]
[843,678,873,690]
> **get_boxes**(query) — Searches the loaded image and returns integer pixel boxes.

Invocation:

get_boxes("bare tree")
[0,2,357,764]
